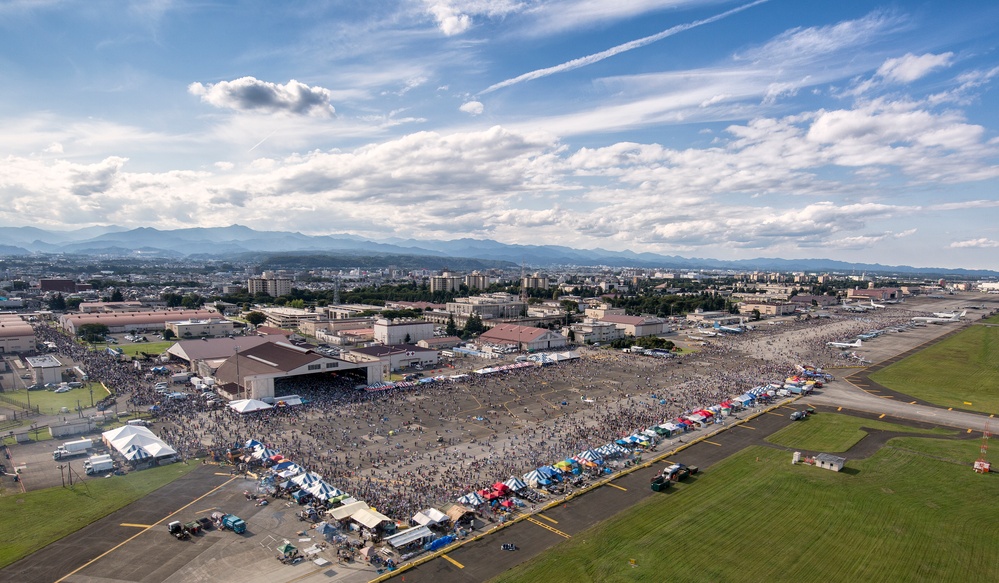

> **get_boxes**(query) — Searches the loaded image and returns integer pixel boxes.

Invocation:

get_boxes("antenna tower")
[974,420,991,474]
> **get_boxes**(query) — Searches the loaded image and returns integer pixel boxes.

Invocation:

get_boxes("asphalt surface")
[392,404,804,583]
[0,464,235,583]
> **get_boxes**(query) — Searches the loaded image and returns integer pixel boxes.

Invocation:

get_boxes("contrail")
[479,0,768,95]
[248,130,276,152]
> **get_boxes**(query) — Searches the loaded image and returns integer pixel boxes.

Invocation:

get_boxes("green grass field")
[766,413,955,452]
[492,431,998,582]
[116,341,173,358]
[5,382,110,417]
[0,463,199,568]
[869,323,999,413]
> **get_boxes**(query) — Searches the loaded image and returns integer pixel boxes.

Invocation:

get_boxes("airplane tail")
[713,322,721,329]
[854,339,862,347]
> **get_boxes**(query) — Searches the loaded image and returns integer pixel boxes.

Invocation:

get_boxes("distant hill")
[1,224,995,277]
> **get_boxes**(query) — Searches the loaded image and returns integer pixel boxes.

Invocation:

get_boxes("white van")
[127,419,150,427]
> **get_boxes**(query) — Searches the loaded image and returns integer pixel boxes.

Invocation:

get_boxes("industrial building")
[213,341,379,401]
[165,318,235,338]
[59,309,218,335]
[477,324,567,352]
[373,318,435,345]
[0,315,34,353]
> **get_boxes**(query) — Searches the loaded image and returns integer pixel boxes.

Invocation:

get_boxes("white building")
[430,272,462,293]
[0,315,34,353]
[373,318,435,345]
[165,318,235,338]
[569,320,624,344]
[599,314,667,337]
[247,272,293,297]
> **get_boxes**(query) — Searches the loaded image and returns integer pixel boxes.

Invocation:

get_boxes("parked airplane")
[713,319,745,334]
[581,396,595,404]
[932,310,960,318]
[911,310,966,324]
[827,339,862,349]
[869,299,888,309]
[696,328,720,337]
[840,299,870,313]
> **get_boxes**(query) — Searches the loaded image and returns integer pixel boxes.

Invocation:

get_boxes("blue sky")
[2,0,999,270]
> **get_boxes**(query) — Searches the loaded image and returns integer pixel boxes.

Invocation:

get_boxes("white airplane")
[932,310,960,318]
[869,299,888,309]
[713,318,746,334]
[696,328,720,337]
[827,339,862,349]
[581,396,595,404]
[911,310,966,324]
[840,299,870,312]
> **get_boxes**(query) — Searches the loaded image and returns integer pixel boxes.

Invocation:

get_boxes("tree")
[751,309,761,321]
[66,297,83,311]
[162,329,176,340]
[78,323,110,343]
[110,289,124,302]
[445,315,458,337]
[464,314,485,335]
[404,333,412,344]
[245,311,267,327]
[48,293,66,311]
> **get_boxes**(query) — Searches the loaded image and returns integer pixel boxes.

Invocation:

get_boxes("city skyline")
[2,1,999,269]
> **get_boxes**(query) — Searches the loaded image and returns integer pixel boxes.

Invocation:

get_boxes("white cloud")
[459,101,484,115]
[188,77,336,117]
[950,238,999,249]
[525,0,713,36]
[424,1,525,36]
[877,52,954,83]
[736,10,903,65]
[43,142,63,154]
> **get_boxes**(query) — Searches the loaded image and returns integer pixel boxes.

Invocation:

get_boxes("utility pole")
[57,464,66,488]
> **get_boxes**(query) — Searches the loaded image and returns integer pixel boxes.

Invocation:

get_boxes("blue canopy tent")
[503,477,528,491]
[522,470,550,486]
[458,492,486,506]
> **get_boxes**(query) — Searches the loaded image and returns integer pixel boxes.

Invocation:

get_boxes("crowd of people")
[29,312,891,521]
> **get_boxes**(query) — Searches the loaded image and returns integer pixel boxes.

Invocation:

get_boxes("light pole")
[234,345,241,399]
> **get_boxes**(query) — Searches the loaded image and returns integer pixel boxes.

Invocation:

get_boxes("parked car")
[54,387,71,394]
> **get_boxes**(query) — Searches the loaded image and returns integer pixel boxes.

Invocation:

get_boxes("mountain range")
[0,225,995,277]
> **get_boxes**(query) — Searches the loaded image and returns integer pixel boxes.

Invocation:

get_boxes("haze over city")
[2,0,998,269]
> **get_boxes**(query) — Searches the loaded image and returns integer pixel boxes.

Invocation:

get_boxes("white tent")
[229,399,273,414]
[351,507,393,530]
[291,472,323,488]
[457,492,486,506]
[412,508,449,526]
[122,444,152,461]
[327,501,369,521]
[102,425,177,460]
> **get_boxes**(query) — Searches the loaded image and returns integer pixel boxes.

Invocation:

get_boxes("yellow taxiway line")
[55,477,237,583]
[606,483,627,492]
[118,523,152,528]
[441,554,464,569]
[526,517,571,538]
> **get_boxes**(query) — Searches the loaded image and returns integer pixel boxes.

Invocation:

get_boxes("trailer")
[84,454,115,475]
[53,438,93,460]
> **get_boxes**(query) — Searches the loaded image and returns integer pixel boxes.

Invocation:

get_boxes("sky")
[1,1,999,270]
